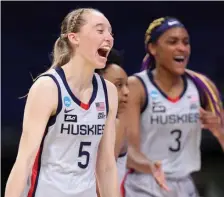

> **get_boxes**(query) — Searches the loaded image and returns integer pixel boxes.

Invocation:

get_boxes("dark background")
[2,1,224,196]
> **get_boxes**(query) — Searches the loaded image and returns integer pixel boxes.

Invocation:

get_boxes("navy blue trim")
[147,70,188,102]
[31,121,51,197]
[118,152,127,158]
[55,67,98,109]
[100,76,109,116]
[134,75,148,113]
[35,74,62,126]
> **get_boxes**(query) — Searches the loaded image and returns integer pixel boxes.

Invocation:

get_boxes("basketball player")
[5,8,120,197]
[122,17,224,197]
[96,48,129,190]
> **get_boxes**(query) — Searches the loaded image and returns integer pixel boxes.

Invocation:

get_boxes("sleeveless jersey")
[134,70,202,178]
[23,67,109,197]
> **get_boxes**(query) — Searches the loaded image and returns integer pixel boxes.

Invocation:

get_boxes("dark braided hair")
[141,16,183,71]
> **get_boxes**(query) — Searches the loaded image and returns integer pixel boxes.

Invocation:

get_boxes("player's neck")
[153,66,182,92]
[63,56,95,90]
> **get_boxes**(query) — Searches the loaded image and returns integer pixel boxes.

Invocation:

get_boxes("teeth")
[174,56,184,60]
[100,46,110,51]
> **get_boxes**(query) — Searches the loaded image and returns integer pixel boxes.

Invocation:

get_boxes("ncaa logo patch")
[64,96,71,107]
[150,90,159,100]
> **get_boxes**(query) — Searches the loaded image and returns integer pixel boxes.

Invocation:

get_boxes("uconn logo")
[64,96,71,107]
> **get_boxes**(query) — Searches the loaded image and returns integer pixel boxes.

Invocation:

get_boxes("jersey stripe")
[27,150,41,197]
[100,76,109,116]
[27,125,50,197]
[134,75,149,113]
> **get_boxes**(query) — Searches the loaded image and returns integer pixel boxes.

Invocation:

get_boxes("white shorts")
[122,171,199,197]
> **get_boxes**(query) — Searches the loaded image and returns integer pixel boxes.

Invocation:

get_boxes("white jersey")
[135,70,202,178]
[23,67,109,197]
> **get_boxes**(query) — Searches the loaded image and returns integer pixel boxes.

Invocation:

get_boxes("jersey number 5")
[78,141,91,169]
[169,129,182,152]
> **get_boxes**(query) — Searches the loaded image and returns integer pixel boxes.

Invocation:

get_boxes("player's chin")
[118,103,127,114]
[94,61,106,70]
[173,67,186,75]
[170,64,186,76]
[94,55,107,69]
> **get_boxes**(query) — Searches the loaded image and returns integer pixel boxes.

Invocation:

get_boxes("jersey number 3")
[78,142,91,169]
[169,129,182,152]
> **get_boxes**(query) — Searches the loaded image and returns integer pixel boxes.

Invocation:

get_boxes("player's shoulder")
[28,73,58,101]
[128,70,147,87]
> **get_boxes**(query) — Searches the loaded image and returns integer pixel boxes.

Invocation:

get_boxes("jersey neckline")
[55,67,98,110]
[147,70,188,103]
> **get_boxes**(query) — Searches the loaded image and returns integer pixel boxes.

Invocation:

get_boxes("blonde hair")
[51,8,100,68]
[19,8,101,99]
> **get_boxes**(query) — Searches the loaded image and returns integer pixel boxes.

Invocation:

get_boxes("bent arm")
[4,77,58,197]
[125,76,153,174]
[96,80,120,197]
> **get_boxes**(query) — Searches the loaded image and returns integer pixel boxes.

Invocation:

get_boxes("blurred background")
[2,1,224,196]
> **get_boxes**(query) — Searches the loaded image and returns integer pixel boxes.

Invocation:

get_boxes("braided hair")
[141,17,223,125]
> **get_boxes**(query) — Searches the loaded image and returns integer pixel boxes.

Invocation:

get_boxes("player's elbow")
[126,146,141,167]
[127,144,140,158]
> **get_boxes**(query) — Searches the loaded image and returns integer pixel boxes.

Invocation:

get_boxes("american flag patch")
[188,95,198,102]
[95,102,105,111]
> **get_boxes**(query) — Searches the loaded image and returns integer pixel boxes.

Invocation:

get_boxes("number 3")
[169,129,182,152]
[78,142,91,169]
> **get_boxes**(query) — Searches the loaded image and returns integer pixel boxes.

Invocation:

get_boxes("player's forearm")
[5,161,30,197]
[127,146,152,174]
[96,162,120,197]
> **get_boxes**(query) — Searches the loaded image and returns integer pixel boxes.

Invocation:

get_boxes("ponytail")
[51,36,72,68]
[140,53,156,71]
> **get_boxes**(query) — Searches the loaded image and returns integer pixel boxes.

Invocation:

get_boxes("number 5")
[78,142,91,169]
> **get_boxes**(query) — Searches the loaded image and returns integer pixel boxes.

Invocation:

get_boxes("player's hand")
[150,161,170,192]
[200,107,223,138]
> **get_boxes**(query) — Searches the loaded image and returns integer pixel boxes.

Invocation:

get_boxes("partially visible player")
[122,17,224,197]
[5,8,120,197]
[96,48,129,195]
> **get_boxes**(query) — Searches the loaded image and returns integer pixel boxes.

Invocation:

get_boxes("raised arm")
[5,76,58,197]
[95,80,120,197]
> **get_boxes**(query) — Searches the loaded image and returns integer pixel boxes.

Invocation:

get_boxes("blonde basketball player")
[5,8,120,197]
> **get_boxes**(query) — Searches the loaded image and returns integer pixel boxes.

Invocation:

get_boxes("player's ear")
[68,32,80,46]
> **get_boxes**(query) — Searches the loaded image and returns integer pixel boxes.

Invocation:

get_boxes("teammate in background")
[96,48,129,192]
[5,8,120,197]
[122,17,224,197]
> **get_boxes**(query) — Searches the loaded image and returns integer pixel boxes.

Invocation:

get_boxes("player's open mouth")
[173,55,185,63]
[97,46,110,58]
